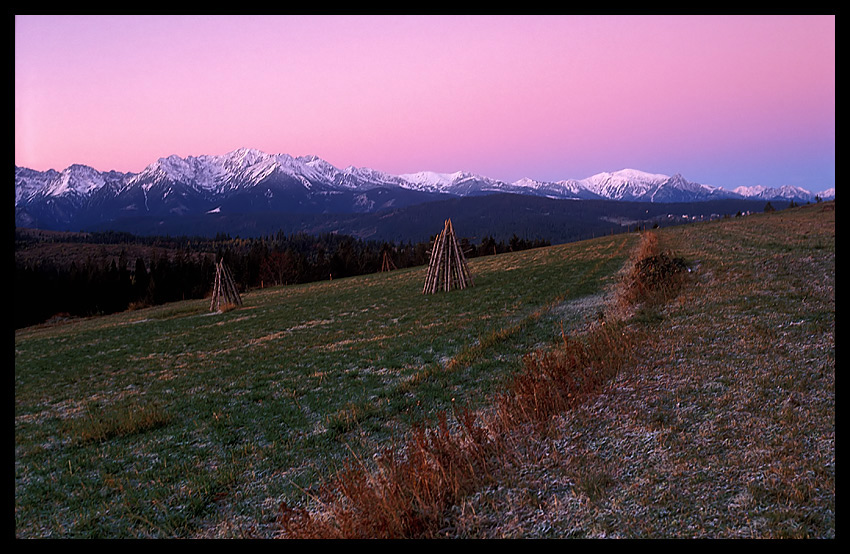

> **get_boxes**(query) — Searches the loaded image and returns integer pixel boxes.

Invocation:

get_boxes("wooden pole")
[211,259,242,311]
[220,261,242,307]
[210,262,221,311]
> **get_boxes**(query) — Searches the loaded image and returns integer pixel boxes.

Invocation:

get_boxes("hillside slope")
[83,194,784,243]
[14,201,834,538]
[443,201,835,538]
[14,227,636,538]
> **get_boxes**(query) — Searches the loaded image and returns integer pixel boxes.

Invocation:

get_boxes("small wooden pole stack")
[210,259,243,312]
[381,250,397,272]
[422,218,474,294]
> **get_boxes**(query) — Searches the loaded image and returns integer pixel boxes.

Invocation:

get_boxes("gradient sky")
[15,15,835,192]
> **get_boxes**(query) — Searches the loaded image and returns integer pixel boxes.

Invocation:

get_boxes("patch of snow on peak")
[513,177,546,188]
[400,170,463,186]
[397,170,466,192]
[297,154,342,182]
[732,185,768,196]
[580,168,670,200]
[155,155,198,183]
[585,168,669,185]
[46,165,106,197]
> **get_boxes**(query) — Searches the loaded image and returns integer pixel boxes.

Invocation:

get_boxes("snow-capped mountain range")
[15,147,834,231]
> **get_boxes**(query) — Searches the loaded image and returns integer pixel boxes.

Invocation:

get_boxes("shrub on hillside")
[623,251,689,306]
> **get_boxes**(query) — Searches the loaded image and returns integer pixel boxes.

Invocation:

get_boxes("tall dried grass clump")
[614,231,689,313]
[494,322,638,430]
[279,407,500,539]
[65,400,172,445]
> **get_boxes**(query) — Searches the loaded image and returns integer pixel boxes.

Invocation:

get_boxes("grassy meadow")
[439,201,835,538]
[15,229,635,538]
[15,200,835,538]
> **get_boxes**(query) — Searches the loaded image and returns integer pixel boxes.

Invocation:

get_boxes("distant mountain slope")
[15,148,833,233]
[82,193,788,245]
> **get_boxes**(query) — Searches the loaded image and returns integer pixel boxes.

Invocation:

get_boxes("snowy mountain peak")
[579,168,670,200]
[513,177,545,188]
[732,184,819,201]
[148,154,202,183]
[397,170,467,192]
[44,164,106,197]
[297,154,344,182]
[583,168,668,187]
[230,146,268,161]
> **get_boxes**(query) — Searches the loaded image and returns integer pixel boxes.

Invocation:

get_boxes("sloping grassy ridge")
[15,226,633,538]
[430,202,835,538]
[15,201,834,538]
[277,201,835,539]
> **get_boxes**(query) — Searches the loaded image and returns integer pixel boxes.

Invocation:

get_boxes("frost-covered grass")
[444,202,835,539]
[20,202,832,539]
[15,232,634,538]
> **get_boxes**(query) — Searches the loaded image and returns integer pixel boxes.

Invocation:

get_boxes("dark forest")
[14,229,549,329]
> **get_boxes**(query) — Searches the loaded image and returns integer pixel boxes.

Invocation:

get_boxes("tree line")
[15,229,549,329]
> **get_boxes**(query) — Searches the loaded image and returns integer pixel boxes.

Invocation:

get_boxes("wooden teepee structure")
[422,218,474,294]
[381,250,397,272]
[210,259,242,311]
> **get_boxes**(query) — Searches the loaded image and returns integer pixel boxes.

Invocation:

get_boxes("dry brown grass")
[280,407,503,539]
[217,302,240,313]
[494,322,640,431]
[64,400,172,445]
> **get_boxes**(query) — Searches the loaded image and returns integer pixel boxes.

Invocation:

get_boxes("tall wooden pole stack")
[422,218,474,294]
[210,259,243,311]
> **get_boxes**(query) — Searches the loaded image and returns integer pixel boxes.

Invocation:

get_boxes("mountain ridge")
[15,148,834,233]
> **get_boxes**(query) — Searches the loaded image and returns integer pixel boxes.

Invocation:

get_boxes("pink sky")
[15,15,835,192]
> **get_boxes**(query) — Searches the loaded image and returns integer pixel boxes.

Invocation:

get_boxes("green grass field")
[16,202,835,538]
[15,231,636,538]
